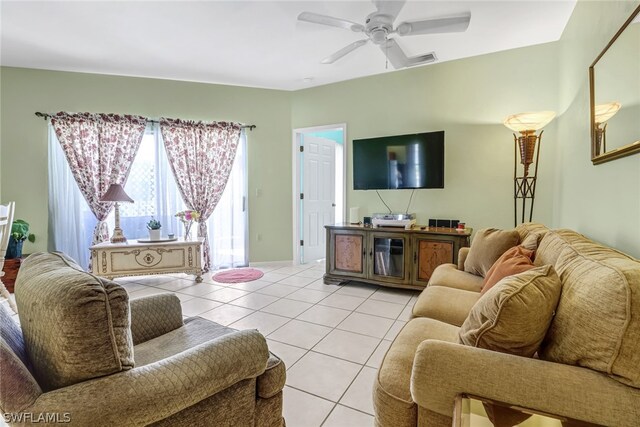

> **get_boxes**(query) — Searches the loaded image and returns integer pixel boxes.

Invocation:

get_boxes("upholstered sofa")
[0,252,286,426]
[374,223,640,427]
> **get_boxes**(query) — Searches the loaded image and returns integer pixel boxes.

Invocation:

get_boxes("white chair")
[0,201,16,311]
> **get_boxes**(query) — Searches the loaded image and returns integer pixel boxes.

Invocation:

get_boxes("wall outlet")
[255,188,262,197]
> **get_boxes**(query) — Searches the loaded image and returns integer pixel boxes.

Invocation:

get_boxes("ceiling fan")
[298,0,471,69]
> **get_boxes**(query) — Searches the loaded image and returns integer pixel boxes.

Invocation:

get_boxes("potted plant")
[7,219,36,259]
[147,218,162,241]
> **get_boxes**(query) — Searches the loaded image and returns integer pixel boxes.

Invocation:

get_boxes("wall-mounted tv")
[353,131,444,190]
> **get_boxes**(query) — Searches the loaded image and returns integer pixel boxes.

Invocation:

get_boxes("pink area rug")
[212,268,264,283]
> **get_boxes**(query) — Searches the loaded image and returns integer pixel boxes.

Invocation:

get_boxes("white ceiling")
[1,1,577,91]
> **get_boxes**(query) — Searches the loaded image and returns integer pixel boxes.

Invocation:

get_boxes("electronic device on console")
[372,213,417,229]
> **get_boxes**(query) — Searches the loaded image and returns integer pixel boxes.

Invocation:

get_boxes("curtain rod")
[34,112,256,131]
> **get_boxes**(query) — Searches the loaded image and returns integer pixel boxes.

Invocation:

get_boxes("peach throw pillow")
[481,246,534,295]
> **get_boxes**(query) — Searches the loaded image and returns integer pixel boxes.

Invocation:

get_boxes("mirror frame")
[589,5,640,165]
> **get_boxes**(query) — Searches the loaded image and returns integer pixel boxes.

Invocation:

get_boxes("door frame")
[292,123,347,265]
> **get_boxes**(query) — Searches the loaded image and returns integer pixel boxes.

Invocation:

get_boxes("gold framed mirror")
[589,5,640,165]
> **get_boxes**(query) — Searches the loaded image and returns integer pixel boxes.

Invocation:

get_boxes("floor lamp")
[503,111,556,227]
[100,184,133,243]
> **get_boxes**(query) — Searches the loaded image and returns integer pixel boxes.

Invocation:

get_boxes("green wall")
[554,0,640,257]
[292,42,560,231]
[0,68,292,262]
[2,0,639,261]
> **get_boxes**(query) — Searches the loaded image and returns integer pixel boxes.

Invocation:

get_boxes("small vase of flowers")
[147,218,162,241]
[175,210,200,240]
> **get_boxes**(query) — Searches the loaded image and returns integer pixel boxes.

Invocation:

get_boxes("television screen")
[353,131,444,190]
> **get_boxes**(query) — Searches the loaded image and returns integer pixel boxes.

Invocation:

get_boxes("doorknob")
[331,203,336,207]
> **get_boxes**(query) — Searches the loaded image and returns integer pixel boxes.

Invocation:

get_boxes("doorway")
[292,124,346,265]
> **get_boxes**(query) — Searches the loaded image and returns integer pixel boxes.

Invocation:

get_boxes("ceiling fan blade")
[396,13,471,36]
[321,40,369,64]
[298,12,364,32]
[372,0,407,21]
[379,38,409,69]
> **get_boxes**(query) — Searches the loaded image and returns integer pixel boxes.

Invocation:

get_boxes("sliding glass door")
[49,125,248,269]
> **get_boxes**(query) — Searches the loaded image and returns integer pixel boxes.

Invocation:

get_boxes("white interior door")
[302,135,336,263]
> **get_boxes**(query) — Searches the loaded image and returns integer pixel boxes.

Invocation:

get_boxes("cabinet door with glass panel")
[367,232,411,285]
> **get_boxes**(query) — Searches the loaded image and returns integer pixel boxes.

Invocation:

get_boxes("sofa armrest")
[26,329,269,426]
[411,340,640,427]
[129,293,184,345]
[257,353,286,399]
[457,247,470,271]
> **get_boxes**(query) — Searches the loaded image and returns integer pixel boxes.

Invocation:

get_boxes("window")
[48,124,248,270]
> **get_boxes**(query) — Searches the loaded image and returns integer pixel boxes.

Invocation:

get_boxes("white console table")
[90,238,204,282]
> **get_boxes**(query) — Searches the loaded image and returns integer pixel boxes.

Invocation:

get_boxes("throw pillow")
[520,232,542,252]
[458,264,562,357]
[463,228,520,277]
[481,246,535,295]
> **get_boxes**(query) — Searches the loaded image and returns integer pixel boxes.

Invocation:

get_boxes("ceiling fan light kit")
[298,0,471,69]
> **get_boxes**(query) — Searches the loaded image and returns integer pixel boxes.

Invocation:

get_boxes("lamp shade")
[503,111,556,132]
[595,102,621,124]
[100,184,133,203]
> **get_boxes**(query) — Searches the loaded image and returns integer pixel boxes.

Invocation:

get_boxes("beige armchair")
[0,252,286,426]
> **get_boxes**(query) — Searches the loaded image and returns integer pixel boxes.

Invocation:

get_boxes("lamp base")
[110,226,127,243]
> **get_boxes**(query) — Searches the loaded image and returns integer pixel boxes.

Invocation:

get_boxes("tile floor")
[123,260,419,426]
[3,260,421,427]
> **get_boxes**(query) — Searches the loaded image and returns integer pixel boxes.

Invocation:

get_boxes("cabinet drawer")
[109,247,189,273]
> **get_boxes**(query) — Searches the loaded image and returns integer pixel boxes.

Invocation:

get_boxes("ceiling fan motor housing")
[365,13,393,44]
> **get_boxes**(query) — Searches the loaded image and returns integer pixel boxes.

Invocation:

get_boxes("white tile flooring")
[2,260,420,427]
[120,260,420,427]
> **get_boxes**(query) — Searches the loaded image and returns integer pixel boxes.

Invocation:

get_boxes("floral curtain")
[51,112,147,246]
[160,119,241,272]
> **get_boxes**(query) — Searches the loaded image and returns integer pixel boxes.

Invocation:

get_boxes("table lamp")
[100,183,133,243]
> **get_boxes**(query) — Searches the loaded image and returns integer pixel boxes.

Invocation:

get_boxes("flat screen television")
[353,131,444,190]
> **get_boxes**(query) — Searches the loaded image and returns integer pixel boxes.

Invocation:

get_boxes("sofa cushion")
[534,231,570,267]
[134,316,235,366]
[464,228,520,277]
[134,316,286,400]
[374,318,459,427]
[427,263,484,292]
[539,232,640,388]
[0,304,42,413]
[14,252,133,391]
[514,222,549,243]
[481,246,535,295]
[519,233,542,252]
[459,265,562,358]
[412,286,480,326]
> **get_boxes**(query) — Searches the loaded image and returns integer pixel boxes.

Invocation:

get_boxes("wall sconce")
[503,111,556,226]
[100,183,133,243]
[594,102,621,156]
